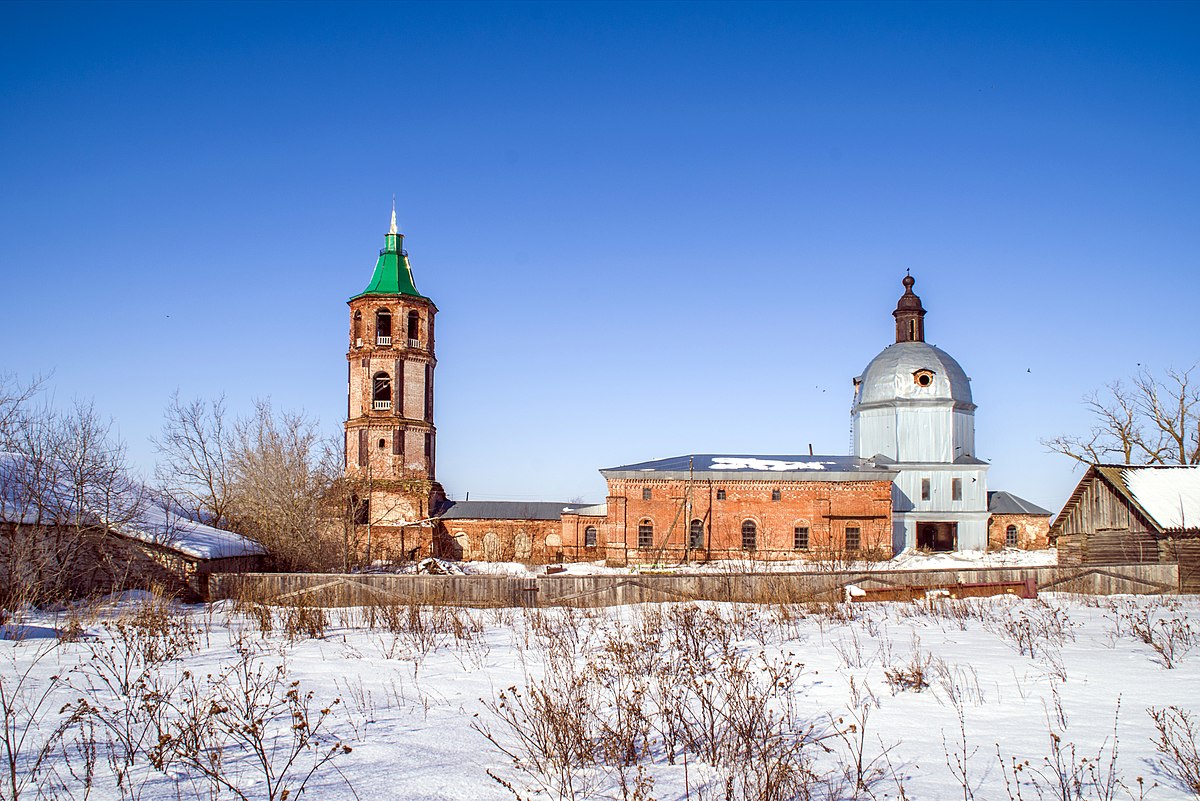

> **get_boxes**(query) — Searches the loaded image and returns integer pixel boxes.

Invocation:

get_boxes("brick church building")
[344,211,1050,565]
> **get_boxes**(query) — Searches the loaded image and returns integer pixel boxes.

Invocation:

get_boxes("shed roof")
[987,490,1052,516]
[1052,463,1200,534]
[438,500,581,521]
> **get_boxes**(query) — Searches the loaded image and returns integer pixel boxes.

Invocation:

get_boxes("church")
[343,211,1050,566]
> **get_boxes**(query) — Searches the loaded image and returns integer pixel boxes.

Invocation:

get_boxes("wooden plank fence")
[210,562,1181,608]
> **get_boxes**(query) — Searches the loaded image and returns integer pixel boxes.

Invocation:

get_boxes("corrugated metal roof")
[987,490,1052,516]
[438,500,580,521]
[601,454,895,481]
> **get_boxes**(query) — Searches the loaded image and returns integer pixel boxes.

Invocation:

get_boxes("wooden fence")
[210,562,1182,608]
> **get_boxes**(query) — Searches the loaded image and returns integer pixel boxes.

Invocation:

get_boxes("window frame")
[793,525,810,551]
[952,478,963,501]
[688,518,704,549]
[1005,525,1018,547]
[741,519,757,550]
[845,526,861,551]
[637,519,654,549]
[584,526,598,548]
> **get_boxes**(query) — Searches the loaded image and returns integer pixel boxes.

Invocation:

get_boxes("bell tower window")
[353,311,363,347]
[372,371,392,410]
[407,311,420,345]
[376,309,392,345]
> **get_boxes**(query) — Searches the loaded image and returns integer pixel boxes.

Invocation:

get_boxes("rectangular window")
[642,487,652,501]
[392,427,402,455]
[794,526,809,550]
[952,478,962,501]
[845,527,861,551]
[637,522,653,549]
[771,489,781,501]
[716,489,726,500]
[395,359,405,417]
[921,478,931,501]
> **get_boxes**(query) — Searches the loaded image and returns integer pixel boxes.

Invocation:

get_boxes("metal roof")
[854,341,974,409]
[987,490,1052,516]
[438,500,581,521]
[601,454,896,482]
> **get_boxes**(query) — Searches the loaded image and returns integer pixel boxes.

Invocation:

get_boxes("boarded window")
[742,520,757,550]
[1006,525,1018,547]
[952,478,962,501]
[845,527,861,551]
[689,519,704,549]
[794,526,809,550]
[716,489,726,501]
[638,520,654,549]
[771,489,781,501]
[642,487,652,501]
[584,526,598,547]
[921,478,931,501]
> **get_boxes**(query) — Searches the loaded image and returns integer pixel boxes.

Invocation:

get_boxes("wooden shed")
[1052,464,1200,591]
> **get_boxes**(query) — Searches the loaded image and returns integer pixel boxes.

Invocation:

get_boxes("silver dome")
[854,342,973,408]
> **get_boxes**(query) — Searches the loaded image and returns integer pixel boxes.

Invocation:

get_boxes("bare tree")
[1043,365,1200,466]
[152,392,234,527]
[1,389,147,607]
[225,399,338,571]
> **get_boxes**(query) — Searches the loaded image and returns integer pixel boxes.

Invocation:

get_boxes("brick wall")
[562,477,894,565]
[435,518,564,563]
[987,514,1050,550]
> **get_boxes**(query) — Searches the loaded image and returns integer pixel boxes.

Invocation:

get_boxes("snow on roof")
[112,504,265,560]
[602,454,894,478]
[1123,466,1200,531]
[0,452,263,560]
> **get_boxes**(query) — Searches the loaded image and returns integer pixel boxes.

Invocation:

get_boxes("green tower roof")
[350,207,426,300]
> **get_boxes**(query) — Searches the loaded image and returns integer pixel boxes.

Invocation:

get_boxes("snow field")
[1,593,1199,800]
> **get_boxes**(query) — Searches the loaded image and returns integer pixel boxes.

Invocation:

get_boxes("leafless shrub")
[279,603,328,641]
[883,635,932,694]
[1149,705,1200,797]
[987,599,1077,660]
[1123,606,1197,669]
[155,648,353,801]
[996,701,1126,801]
[0,644,70,801]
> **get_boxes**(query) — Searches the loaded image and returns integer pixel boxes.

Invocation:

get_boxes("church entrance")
[917,522,957,552]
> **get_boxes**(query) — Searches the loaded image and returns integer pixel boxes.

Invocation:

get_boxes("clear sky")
[1,1,1197,510]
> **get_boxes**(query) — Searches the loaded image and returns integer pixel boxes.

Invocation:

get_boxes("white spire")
[389,195,398,235]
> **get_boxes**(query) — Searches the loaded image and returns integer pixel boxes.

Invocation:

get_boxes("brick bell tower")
[344,204,444,552]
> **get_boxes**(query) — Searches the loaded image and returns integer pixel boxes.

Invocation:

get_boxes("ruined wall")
[987,514,1050,551]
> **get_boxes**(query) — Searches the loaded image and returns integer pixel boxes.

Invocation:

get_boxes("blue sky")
[1,1,1197,509]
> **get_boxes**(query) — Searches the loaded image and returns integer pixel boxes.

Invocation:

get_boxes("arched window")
[741,519,757,550]
[689,519,704,549]
[375,309,392,345]
[1005,525,1018,547]
[637,519,654,549]
[372,371,392,410]
[407,310,420,344]
[353,311,363,345]
[584,526,598,547]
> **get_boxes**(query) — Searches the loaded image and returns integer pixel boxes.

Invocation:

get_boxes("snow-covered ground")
[2,591,1198,800]
[461,548,1060,576]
